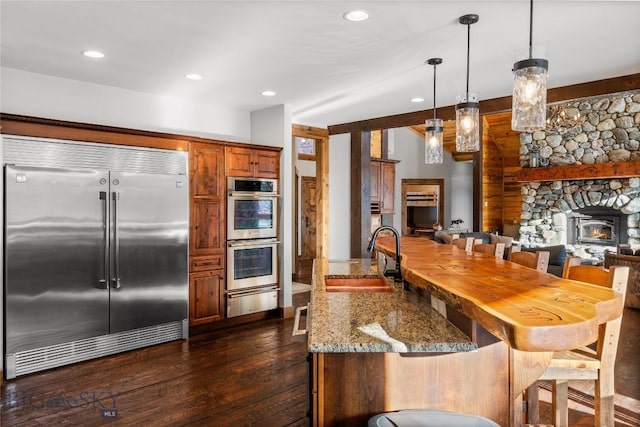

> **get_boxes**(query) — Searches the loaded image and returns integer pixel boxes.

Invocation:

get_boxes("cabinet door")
[189,269,225,325]
[191,200,224,255]
[253,149,280,178]
[225,146,253,177]
[192,143,225,198]
[380,161,395,214]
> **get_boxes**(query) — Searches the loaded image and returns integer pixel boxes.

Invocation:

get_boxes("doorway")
[297,176,317,280]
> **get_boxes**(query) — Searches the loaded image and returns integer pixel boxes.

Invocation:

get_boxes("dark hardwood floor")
[1,291,312,426]
[1,282,638,426]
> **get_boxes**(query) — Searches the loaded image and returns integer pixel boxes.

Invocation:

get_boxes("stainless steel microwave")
[227,177,278,240]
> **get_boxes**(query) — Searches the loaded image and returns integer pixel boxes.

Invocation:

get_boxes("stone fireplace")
[517,90,640,260]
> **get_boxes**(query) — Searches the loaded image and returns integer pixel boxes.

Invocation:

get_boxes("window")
[296,137,316,161]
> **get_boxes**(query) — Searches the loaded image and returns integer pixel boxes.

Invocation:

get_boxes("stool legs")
[551,380,569,427]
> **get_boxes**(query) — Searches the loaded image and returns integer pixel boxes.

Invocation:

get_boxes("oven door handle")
[227,286,279,298]
[228,239,279,247]
[228,192,279,198]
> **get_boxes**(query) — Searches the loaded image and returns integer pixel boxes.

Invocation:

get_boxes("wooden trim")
[279,305,295,319]
[316,135,329,258]
[328,73,640,135]
[292,123,328,139]
[0,113,283,152]
[1,117,189,151]
[517,161,640,182]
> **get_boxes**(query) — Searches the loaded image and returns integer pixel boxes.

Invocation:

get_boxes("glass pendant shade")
[512,54,548,132]
[425,118,444,164]
[511,0,549,132]
[455,93,479,152]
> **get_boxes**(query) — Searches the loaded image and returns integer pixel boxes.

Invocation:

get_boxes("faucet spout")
[367,225,403,283]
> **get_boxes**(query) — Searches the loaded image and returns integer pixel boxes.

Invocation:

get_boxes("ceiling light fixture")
[455,14,480,153]
[546,104,585,132]
[185,73,202,80]
[261,90,276,97]
[411,97,424,103]
[511,0,549,132]
[343,10,370,22]
[82,50,104,59]
[425,58,444,164]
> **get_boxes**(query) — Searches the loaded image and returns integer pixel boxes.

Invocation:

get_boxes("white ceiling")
[1,1,639,129]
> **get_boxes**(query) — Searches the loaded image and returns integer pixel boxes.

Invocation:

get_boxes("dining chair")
[473,242,506,259]
[509,249,550,272]
[525,257,630,427]
[451,237,474,251]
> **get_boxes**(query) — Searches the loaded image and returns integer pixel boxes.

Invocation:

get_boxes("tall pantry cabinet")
[189,142,226,325]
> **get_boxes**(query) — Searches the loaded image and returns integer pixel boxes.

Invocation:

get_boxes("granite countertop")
[307,257,476,353]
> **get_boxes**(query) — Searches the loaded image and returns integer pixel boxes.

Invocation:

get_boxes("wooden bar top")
[374,236,624,352]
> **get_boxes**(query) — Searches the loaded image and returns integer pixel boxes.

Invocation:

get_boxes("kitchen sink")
[324,276,394,293]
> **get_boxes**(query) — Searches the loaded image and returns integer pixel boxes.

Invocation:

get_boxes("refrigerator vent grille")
[3,135,187,175]
[11,321,184,378]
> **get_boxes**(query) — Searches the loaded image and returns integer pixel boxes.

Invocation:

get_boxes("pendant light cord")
[529,0,534,59]
[433,63,437,120]
[465,21,470,96]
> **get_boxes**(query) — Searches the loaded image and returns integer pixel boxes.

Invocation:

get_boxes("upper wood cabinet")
[371,159,397,214]
[192,143,225,199]
[225,146,280,178]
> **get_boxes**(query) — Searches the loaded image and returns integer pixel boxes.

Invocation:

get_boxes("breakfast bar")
[308,236,624,426]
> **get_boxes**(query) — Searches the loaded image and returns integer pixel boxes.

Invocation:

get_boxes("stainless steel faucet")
[367,225,403,283]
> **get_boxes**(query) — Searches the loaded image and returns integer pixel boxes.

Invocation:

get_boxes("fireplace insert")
[569,208,624,246]
[576,217,617,245]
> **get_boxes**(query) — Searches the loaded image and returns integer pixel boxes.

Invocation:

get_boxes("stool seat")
[368,409,499,427]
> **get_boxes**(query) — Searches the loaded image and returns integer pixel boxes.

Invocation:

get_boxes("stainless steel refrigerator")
[4,154,189,378]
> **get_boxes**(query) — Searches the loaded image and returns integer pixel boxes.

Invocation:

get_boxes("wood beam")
[328,73,640,135]
[517,161,640,183]
[350,131,371,258]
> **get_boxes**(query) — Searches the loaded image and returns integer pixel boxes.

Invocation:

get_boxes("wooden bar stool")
[525,257,630,427]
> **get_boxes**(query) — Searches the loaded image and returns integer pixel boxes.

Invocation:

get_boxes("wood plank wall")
[481,117,504,233]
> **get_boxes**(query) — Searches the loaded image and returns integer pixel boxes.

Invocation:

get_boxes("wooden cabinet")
[225,146,279,178]
[189,269,225,325]
[189,142,226,326]
[310,346,510,426]
[370,159,397,214]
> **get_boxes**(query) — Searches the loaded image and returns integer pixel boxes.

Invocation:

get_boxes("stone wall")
[520,91,640,167]
[518,90,640,252]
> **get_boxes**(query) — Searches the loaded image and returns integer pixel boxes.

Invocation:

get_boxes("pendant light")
[425,58,443,164]
[511,0,548,132]
[456,14,480,153]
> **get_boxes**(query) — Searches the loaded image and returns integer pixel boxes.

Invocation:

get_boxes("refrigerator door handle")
[98,191,109,289]
[111,191,121,289]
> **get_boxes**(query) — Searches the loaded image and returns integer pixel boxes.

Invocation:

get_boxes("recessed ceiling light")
[343,10,371,22]
[82,50,104,59]
[185,73,202,80]
[261,90,276,97]
[411,97,425,103]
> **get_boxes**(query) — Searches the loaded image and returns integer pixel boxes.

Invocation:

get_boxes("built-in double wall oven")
[226,177,279,317]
